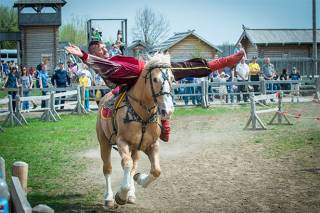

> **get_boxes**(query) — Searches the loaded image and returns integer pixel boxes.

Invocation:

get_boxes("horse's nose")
[161,109,172,118]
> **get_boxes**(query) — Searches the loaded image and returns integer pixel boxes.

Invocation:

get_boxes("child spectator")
[218,72,229,103]
[289,67,301,102]
[79,71,90,111]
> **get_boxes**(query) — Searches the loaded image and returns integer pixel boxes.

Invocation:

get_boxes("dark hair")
[88,40,103,54]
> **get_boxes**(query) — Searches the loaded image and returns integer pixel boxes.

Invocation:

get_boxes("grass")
[252,103,320,157]
[0,103,319,211]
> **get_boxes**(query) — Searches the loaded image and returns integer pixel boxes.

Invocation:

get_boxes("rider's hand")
[65,45,84,58]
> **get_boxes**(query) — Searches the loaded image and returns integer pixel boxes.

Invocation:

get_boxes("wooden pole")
[0,157,5,181]
[312,0,317,78]
[12,161,28,193]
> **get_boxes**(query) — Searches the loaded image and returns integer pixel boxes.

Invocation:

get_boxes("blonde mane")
[144,53,171,72]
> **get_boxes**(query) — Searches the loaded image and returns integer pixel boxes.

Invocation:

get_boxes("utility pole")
[312,0,317,78]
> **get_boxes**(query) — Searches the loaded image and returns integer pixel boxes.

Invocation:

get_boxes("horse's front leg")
[115,139,132,205]
[127,150,139,204]
[134,141,161,188]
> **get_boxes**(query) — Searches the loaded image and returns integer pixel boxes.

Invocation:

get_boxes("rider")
[65,41,245,142]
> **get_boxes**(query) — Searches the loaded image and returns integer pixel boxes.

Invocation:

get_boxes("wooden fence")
[0,157,54,213]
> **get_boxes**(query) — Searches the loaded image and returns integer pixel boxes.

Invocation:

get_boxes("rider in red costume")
[65,41,245,142]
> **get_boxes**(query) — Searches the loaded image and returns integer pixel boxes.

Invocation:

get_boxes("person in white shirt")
[235,57,249,102]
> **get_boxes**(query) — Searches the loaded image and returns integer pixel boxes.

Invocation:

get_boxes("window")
[0,53,7,58]
[8,53,17,59]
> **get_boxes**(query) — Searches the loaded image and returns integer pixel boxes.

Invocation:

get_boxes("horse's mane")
[143,53,171,72]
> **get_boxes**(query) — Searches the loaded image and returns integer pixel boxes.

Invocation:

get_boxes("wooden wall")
[21,26,58,73]
[168,35,217,62]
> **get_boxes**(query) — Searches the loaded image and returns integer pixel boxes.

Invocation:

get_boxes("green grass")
[173,104,249,117]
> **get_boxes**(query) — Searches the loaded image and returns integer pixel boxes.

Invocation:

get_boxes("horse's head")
[143,53,175,119]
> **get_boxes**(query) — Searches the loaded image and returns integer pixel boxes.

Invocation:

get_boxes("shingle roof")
[14,0,66,6]
[154,30,222,52]
[127,40,147,49]
[239,27,320,45]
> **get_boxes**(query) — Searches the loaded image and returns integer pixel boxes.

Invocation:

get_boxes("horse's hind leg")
[134,141,161,188]
[97,128,114,208]
[115,139,132,205]
[127,150,139,204]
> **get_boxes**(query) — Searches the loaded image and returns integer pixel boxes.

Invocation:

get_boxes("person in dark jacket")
[51,62,71,109]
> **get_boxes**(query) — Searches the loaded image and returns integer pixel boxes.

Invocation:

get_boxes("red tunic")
[81,50,244,88]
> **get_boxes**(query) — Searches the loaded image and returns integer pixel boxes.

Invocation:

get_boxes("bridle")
[127,63,173,114]
[144,64,173,106]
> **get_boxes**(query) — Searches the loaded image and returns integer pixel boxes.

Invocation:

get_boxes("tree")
[132,7,170,49]
[0,5,18,49]
[59,16,87,47]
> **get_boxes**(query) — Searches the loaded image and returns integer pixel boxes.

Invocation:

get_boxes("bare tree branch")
[132,7,170,49]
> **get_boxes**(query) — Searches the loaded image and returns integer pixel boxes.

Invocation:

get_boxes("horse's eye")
[153,77,158,83]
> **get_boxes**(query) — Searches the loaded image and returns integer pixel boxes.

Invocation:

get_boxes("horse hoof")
[127,196,136,204]
[115,192,126,205]
[104,200,115,209]
[133,173,140,181]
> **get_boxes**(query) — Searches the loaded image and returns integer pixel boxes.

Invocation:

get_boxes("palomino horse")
[96,53,175,207]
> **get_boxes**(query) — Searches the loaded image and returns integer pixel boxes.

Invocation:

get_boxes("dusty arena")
[77,103,320,213]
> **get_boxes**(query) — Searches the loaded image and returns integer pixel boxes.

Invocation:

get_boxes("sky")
[1,0,318,45]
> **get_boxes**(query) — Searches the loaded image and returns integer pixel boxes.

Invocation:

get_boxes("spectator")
[38,64,49,108]
[51,62,70,109]
[79,71,90,111]
[20,67,33,112]
[280,68,289,91]
[182,77,196,106]
[262,57,276,93]
[3,66,19,111]
[248,56,260,93]
[109,43,122,56]
[94,73,109,106]
[223,66,235,103]
[235,57,249,102]
[289,67,301,102]
[218,72,229,103]
[2,61,10,81]
[117,30,125,54]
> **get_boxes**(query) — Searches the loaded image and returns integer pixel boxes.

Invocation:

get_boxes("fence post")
[250,92,256,129]
[50,92,61,120]
[0,157,5,181]
[12,161,28,193]
[4,95,22,127]
[201,80,207,108]
[72,85,86,114]
[314,77,320,102]
[15,96,28,125]
[260,78,266,95]
[277,91,283,124]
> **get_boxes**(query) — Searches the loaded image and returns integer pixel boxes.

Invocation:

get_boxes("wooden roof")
[14,0,66,7]
[154,30,222,53]
[238,26,320,45]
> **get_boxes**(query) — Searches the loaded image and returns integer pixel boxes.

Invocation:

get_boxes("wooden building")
[153,30,221,62]
[126,40,148,59]
[13,0,66,73]
[237,26,320,76]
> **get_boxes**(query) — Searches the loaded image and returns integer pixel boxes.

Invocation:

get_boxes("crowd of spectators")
[176,44,302,105]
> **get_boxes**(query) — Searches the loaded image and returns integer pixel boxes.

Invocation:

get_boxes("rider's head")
[88,41,109,58]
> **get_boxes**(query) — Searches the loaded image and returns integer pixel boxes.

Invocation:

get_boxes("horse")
[96,53,175,208]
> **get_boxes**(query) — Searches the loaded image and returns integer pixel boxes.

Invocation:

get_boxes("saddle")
[101,92,126,120]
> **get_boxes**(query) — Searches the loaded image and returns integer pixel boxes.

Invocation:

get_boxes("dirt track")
[79,107,320,213]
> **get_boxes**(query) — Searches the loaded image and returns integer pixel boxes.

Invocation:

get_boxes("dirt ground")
[77,105,320,213]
